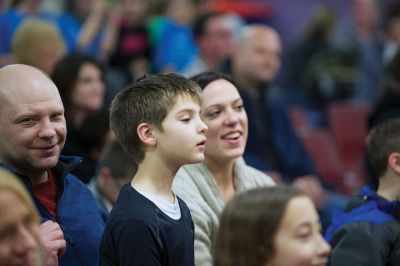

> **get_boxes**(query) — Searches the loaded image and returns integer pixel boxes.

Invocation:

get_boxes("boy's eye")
[181,117,191,123]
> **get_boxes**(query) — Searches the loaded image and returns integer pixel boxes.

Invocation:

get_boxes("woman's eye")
[234,105,244,111]
[206,110,221,118]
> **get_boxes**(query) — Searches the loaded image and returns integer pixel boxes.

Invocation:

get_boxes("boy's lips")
[197,139,207,146]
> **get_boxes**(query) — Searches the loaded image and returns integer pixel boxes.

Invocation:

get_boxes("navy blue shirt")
[100,184,195,266]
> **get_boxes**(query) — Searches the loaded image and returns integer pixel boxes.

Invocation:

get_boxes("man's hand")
[39,220,67,266]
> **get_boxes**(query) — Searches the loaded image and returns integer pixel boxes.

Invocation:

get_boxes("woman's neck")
[205,157,236,203]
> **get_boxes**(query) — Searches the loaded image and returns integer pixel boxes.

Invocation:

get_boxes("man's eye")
[20,118,36,124]
[51,114,63,121]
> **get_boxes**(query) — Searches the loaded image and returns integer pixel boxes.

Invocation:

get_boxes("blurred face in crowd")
[353,0,378,29]
[268,196,331,266]
[72,62,105,112]
[121,0,148,21]
[168,0,197,25]
[234,26,281,87]
[198,15,234,65]
[201,79,248,163]
[0,65,66,178]
[0,189,40,266]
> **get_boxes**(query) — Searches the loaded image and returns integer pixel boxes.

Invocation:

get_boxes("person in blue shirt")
[0,64,106,266]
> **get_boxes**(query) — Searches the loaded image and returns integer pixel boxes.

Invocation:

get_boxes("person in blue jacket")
[0,64,106,266]
[325,118,400,266]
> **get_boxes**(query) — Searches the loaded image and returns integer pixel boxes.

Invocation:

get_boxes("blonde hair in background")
[0,168,41,265]
[11,18,66,69]
[0,169,40,224]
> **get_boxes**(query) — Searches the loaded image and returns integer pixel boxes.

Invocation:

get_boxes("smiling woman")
[173,71,275,265]
[0,169,41,266]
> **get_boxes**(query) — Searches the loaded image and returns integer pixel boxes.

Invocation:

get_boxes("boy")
[325,118,400,265]
[89,140,137,213]
[100,73,208,265]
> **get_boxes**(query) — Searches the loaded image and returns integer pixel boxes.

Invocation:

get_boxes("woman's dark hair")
[214,186,306,266]
[190,71,237,90]
[51,53,105,123]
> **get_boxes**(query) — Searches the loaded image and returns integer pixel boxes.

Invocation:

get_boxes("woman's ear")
[137,122,157,146]
[388,152,400,175]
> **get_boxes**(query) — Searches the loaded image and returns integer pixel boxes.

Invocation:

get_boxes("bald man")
[224,25,347,230]
[0,64,106,266]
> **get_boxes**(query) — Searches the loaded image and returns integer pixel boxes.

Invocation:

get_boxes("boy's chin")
[186,153,205,164]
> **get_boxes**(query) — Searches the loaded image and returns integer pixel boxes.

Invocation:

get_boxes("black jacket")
[326,186,400,266]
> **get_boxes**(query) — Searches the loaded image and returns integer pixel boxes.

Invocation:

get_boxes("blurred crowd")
[2,0,400,265]
[1,0,400,204]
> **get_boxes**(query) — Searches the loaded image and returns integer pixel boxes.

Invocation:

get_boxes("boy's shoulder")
[325,187,400,243]
[108,185,159,223]
[108,185,192,225]
[325,188,400,265]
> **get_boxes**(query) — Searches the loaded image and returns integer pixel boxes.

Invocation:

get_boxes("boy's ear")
[137,122,157,146]
[388,152,400,175]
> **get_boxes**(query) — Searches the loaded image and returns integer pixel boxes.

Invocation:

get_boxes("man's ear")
[137,122,156,146]
[388,152,400,175]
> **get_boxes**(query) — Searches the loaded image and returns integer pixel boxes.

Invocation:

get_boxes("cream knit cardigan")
[173,157,275,266]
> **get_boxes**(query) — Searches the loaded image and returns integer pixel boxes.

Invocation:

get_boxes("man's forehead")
[0,69,60,102]
[0,67,62,115]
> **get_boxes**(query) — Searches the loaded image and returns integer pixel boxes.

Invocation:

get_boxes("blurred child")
[214,186,330,266]
[89,140,137,213]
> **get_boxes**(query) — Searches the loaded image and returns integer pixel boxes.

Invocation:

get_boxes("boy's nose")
[199,118,208,134]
